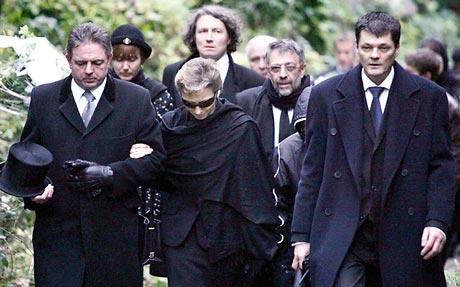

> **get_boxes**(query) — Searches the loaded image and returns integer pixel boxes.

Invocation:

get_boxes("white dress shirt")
[361,66,394,113]
[71,78,106,116]
[215,53,229,85]
[272,107,294,146]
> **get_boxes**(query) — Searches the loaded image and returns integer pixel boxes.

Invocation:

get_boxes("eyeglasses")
[182,92,217,109]
[269,63,300,73]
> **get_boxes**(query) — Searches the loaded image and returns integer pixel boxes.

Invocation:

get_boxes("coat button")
[334,171,342,178]
[401,169,409,177]
[371,185,378,192]
[413,129,421,136]
[324,208,332,216]
[330,128,337,136]
[407,207,415,216]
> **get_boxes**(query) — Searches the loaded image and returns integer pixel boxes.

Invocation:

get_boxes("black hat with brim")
[111,24,152,59]
[0,142,53,198]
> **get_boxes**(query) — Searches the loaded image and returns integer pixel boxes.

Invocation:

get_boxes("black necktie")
[81,90,96,128]
[279,109,291,143]
[368,87,384,134]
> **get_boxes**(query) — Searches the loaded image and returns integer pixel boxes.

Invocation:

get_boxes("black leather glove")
[63,159,114,196]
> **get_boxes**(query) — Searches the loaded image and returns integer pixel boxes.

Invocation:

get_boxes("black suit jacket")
[21,75,165,287]
[162,53,264,104]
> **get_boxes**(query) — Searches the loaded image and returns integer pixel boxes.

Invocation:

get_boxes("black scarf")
[265,75,311,110]
[109,68,167,101]
[160,99,279,261]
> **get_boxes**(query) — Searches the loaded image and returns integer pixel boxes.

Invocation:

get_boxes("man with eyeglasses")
[236,39,312,160]
[130,58,280,286]
[236,39,312,287]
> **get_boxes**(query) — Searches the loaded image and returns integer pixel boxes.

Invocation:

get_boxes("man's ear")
[395,44,400,57]
[65,53,71,65]
[422,71,433,81]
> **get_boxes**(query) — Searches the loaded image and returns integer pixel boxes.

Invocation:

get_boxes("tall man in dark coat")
[162,5,264,105]
[236,39,312,159]
[131,58,280,287]
[20,22,165,287]
[291,12,456,287]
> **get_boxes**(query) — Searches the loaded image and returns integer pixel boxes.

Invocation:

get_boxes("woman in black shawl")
[131,58,280,286]
[110,24,176,120]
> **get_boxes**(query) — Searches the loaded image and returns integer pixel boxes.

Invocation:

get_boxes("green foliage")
[1,0,193,79]
[0,195,34,286]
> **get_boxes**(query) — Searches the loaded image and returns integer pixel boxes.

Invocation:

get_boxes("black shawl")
[160,99,280,261]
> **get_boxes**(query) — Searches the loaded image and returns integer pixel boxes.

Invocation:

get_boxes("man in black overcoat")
[236,39,312,159]
[162,5,264,105]
[20,22,165,287]
[291,12,456,286]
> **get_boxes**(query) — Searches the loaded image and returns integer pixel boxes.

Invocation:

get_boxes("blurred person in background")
[246,35,278,78]
[315,32,357,84]
[420,37,460,100]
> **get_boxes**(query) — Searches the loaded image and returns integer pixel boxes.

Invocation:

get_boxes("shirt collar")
[71,77,107,101]
[361,66,394,91]
[215,53,229,81]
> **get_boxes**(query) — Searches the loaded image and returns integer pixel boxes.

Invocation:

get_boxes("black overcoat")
[162,53,264,105]
[291,63,456,287]
[21,75,165,287]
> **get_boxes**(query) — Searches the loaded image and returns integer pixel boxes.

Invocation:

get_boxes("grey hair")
[182,5,242,55]
[265,39,305,65]
[66,22,112,57]
[175,58,222,95]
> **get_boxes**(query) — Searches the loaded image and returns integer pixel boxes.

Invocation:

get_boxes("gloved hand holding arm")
[63,159,114,196]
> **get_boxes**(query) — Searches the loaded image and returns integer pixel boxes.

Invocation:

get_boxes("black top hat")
[0,142,53,198]
[111,24,152,59]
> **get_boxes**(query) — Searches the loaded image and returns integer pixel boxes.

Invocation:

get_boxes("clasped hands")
[63,159,113,195]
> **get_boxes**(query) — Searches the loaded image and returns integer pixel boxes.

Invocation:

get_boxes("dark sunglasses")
[182,93,217,109]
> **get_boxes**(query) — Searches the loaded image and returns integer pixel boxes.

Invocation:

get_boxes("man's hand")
[64,160,113,193]
[292,242,310,270]
[421,226,446,260]
[31,184,54,204]
[63,159,95,174]
[130,143,153,159]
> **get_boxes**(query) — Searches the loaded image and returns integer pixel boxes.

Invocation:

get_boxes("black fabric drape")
[160,99,280,261]
[265,75,311,110]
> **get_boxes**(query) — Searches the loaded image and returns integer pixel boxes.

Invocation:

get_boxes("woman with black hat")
[110,24,176,120]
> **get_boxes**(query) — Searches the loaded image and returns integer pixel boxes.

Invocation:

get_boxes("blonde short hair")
[175,58,222,96]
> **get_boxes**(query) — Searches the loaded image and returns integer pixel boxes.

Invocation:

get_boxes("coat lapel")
[85,76,115,134]
[253,86,275,156]
[58,76,86,134]
[333,66,365,194]
[382,63,421,205]
[222,54,238,103]
[58,75,115,136]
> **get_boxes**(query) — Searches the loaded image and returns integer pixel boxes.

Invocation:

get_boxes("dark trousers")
[164,226,247,287]
[334,219,381,287]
